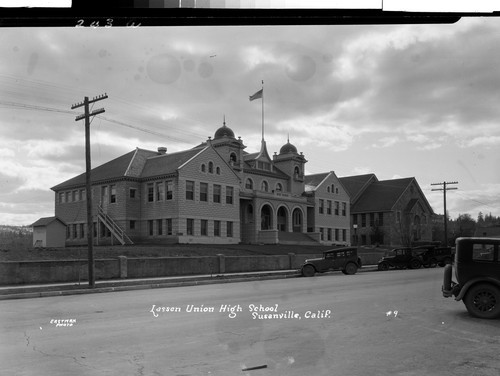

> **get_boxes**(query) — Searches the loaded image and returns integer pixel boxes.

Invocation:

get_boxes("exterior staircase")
[97,205,133,245]
[278,231,320,245]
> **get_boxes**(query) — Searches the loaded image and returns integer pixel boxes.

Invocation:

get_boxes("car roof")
[324,247,357,253]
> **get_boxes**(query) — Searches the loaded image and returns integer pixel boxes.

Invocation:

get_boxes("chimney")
[158,147,167,155]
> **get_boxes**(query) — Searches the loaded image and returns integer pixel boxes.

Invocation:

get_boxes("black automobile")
[377,248,424,270]
[413,245,454,268]
[442,237,500,319]
[301,247,362,277]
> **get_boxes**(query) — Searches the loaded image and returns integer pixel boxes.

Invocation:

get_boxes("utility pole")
[431,181,458,247]
[71,94,108,288]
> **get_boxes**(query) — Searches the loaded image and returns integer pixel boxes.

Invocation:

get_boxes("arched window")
[201,164,206,173]
[208,161,214,174]
[275,183,283,192]
[294,166,300,177]
[229,153,237,164]
[261,180,269,192]
[245,178,253,189]
[216,166,221,175]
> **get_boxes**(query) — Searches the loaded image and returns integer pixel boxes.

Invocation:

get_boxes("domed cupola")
[279,140,298,155]
[214,123,236,140]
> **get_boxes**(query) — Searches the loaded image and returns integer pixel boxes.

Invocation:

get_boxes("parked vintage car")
[442,237,500,319]
[301,247,362,277]
[377,248,424,270]
[413,245,454,268]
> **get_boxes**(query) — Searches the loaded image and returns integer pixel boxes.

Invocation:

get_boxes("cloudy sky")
[1,17,499,226]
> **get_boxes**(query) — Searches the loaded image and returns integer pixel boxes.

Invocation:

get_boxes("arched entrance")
[261,205,273,230]
[292,208,303,233]
[277,206,288,232]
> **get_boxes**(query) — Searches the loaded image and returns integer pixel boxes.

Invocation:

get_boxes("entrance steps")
[278,231,319,245]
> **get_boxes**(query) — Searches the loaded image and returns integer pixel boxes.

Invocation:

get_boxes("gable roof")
[32,216,66,227]
[351,177,415,213]
[304,173,329,188]
[51,148,158,191]
[141,147,205,179]
[339,174,378,203]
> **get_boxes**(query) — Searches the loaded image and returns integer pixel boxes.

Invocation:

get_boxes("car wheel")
[344,262,358,275]
[409,258,422,269]
[429,258,437,268]
[443,257,452,265]
[301,265,316,277]
[378,262,389,271]
[463,283,500,319]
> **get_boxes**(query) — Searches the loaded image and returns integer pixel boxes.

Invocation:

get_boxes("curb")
[0,266,378,301]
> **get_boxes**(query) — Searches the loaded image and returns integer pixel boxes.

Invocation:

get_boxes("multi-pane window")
[80,223,85,238]
[342,229,347,242]
[65,191,70,203]
[320,228,325,241]
[226,186,233,204]
[157,219,163,235]
[186,181,194,200]
[72,190,77,202]
[335,228,339,241]
[319,199,324,214]
[327,200,332,215]
[334,201,339,215]
[213,184,221,203]
[370,213,375,227]
[378,212,384,226]
[147,184,154,202]
[73,224,77,239]
[166,181,173,200]
[227,221,233,237]
[110,185,116,203]
[148,220,154,236]
[353,214,358,225]
[130,220,136,230]
[60,192,65,203]
[214,220,221,236]
[130,188,136,199]
[327,228,332,241]
[245,179,253,189]
[156,183,164,201]
[208,161,214,173]
[261,181,269,192]
[361,214,366,227]
[186,219,194,235]
[200,182,208,202]
[342,202,346,216]
[166,219,172,235]
[201,220,208,236]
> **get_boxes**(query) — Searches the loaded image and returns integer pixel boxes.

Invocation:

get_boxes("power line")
[431,181,458,246]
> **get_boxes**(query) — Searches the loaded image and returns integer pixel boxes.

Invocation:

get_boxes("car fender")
[455,277,500,301]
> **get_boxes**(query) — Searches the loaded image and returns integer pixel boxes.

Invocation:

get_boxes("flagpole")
[261,80,264,141]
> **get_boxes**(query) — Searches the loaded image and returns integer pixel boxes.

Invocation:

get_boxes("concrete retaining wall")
[0,252,383,285]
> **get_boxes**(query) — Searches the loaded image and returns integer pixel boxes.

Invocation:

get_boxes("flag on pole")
[249,89,263,101]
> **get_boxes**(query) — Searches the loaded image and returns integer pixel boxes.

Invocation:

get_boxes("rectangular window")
[327,200,332,215]
[227,221,233,237]
[370,213,375,227]
[166,181,173,200]
[320,228,324,241]
[214,220,221,236]
[186,181,194,200]
[200,182,208,202]
[130,188,136,199]
[186,219,194,235]
[335,228,339,241]
[72,190,77,202]
[156,183,164,201]
[130,220,136,230]
[79,189,85,201]
[226,186,233,204]
[201,220,208,236]
[147,184,154,202]
[334,201,339,215]
[361,214,366,227]
[396,211,401,223]
[59,192,65,204]
[342,202,346,216]
[148,220,154,236]
[157,219,163,235]
[80,223,85,238]
[342,229,347,242]
[213,184,221,203]
[110,185,116,203]
[65,191,70,203]
[66,226,70,239]
[101,186,108,204]
[166,219,172,235]
[472,244,497,262]
[327,228,332,241]
[353,214,358,225]
[319,199,324,214]
[73,224,77,239]
[378,212,384,226]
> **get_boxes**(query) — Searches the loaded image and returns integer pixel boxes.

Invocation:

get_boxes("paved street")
[1,268,499,376]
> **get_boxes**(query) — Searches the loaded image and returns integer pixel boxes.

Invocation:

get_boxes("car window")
[472,244,495,261]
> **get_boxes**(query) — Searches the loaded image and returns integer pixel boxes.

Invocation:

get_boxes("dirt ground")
[0,243,388,261]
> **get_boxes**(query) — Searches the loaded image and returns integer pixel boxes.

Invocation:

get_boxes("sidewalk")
[0,265,378,300]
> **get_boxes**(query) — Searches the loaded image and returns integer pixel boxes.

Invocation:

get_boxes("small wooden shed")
[32,216,67,248]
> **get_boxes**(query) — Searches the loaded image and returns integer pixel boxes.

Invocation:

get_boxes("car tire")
[409,258,422,269]
[443,257,452,265]
[301,265,316,277]
[463,283,500,319]
[344,262,358,275]
[378,262,389,271]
